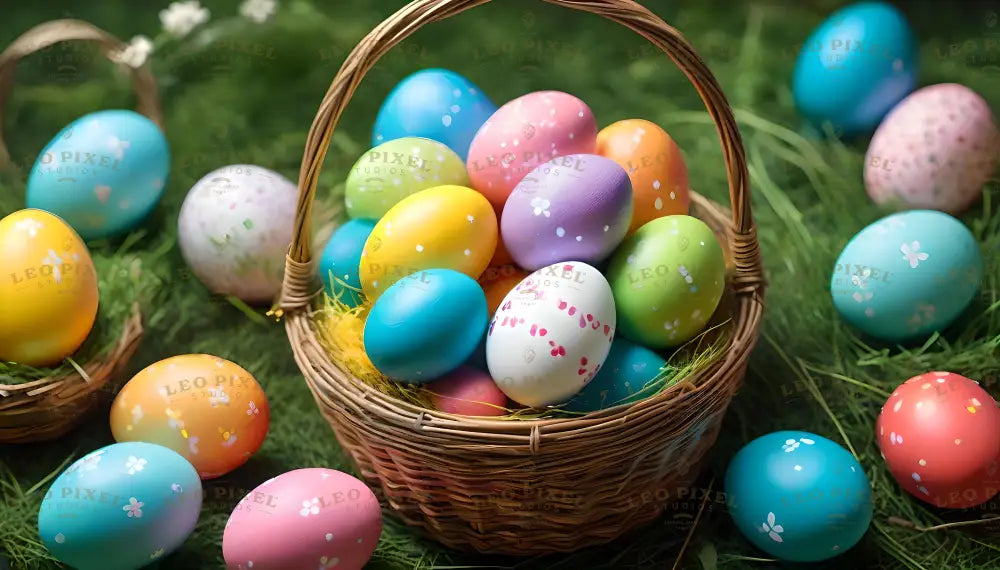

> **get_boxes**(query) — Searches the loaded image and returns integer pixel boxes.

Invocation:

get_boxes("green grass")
[2,0,1000,568]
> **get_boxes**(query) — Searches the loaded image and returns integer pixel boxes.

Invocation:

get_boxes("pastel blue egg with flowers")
[371,68,497,160]
[792,1,917,137]
[830,210,982,342]
[37,441,203,570]
[26,109,170,241]
[725,431,873,562]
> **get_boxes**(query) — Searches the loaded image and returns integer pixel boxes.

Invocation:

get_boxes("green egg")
[344,137,469,219]
[605,215,726,348]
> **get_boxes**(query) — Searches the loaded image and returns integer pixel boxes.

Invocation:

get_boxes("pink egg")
[865,83,1000,214]
[427,366,508,416]
[467,90,597,213]
[223,468,382,570]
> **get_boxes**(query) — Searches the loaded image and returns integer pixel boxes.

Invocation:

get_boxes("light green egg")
[344,137,469,219]
[605,215,726,348]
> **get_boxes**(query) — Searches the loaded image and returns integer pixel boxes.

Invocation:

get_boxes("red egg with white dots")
[875,371,1000,509]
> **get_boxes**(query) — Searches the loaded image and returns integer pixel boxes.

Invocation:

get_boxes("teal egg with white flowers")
[725,431,873,562]
[38,441,202,570]
[830,210,982,342]
[561,337,666,412]
[26,109,170,241]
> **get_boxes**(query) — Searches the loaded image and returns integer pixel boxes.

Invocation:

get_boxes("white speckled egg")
[177,165,298,303]
[865,83,1000,214]
[485,261,615,408]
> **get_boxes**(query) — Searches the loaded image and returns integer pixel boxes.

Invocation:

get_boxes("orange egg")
[478,264,528,315]
[595,119,690,235]
[489,233,515,267]
[110,354,270,479]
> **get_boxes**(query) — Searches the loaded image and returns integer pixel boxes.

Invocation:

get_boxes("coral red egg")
[876,371,1000,508]
[427,366,508,416]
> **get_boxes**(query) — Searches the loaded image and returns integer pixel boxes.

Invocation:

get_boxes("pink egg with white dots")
[222,468,382,570]
[466,90,597,213]
[864,83,1000,214]
[875,371,1000,509]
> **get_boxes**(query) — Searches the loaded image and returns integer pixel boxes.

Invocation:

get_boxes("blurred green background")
[2,0,1000,568]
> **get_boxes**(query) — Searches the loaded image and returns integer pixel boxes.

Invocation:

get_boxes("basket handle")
[277,0,760,312]
[0,19,163,172]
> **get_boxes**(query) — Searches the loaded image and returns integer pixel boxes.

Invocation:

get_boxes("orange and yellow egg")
[110,354,270,479]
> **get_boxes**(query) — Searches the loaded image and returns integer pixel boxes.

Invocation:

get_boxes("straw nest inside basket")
[313,267,735,419]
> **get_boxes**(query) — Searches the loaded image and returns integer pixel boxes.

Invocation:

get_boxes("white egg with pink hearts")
[485,261,616,408]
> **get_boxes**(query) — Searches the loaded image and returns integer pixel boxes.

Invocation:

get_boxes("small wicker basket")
[0,20,153,444]
[278,0,766,555]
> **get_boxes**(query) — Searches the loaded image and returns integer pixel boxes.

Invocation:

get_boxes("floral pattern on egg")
[501,154,633,271]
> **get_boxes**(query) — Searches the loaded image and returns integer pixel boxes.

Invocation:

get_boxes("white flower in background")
[240,0,277,23]
[160,1,210,37]
[111,35,153,68]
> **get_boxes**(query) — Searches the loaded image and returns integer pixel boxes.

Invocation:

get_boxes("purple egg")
[501,154,633,271]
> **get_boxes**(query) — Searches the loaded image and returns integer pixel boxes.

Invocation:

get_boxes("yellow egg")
[0,209,99,366]
[359,185,497,300]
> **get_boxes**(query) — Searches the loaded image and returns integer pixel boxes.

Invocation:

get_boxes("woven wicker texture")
[278,0,765,554]
[0,19,152,444]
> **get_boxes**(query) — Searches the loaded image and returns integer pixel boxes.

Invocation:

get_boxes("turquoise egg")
[792,2,917,138]
[561,338,667,412]
[725,431,873,562]
[372,68,496,160]
[830,210,982,342]
[364,268,488,383]
[318,218,377,307]
[38,441,202,570]
[26,109,170,241]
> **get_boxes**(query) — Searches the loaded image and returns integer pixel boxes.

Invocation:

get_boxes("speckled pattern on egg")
[501,154,633,270]
[485,262,615,408]
[467,90,597,212]
[177,165,298,303]
[875,372,1000,508]
[865,83,1000,213]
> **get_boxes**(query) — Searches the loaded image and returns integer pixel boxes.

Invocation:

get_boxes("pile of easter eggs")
[36,352,385,570]
[721,1,1000,564]
[0,110,169,368]
[318,68,731,414]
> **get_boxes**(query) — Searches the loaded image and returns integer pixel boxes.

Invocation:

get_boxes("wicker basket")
[277,0,765,555]
[0,20,154,444]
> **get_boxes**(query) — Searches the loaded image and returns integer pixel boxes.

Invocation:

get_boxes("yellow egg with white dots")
[0,208,99,366]
[359,185,498,300]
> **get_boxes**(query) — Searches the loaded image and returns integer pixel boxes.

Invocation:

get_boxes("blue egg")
[318,218,377,307]
[830,210,982,342]
[364,268,488,383]
[372,68,496,160]
[561,337,667,412]
[792,2,917,138]
[464,331,489,371]
[725,431,873,562]
[26,109,170,241]
[38,441,202,570]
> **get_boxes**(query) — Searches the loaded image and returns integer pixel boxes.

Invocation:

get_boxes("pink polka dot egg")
[864,83,1000,214]
[223,468,382,570]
